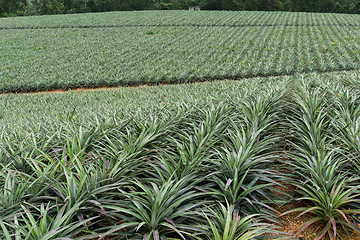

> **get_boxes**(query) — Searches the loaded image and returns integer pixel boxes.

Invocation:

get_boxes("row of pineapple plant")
[2,79,360,239]
[0,91,284,239]
[281,80,360,239]
[2,21,360,94]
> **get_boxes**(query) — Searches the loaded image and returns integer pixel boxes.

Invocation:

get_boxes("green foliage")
[0,202,95,239]
[30,0,65,14]
[2,68,360,238]
[209,93,283,216]
[0,11,359,94]
[1,0,359,15]
[280,81,360,239]
[2,9,360,238]
[203,202,270,240]
[0,0,27,15]
[0,85,285,238]
[102,176,207,238]
[282,176,360,240]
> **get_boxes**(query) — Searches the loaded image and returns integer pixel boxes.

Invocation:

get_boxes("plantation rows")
[0,11,359,29]
[0,74,287,134]
[1,71,358,136]
[1,22,360,93]
[1,76,360,239]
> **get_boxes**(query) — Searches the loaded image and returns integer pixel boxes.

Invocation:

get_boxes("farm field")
[2,69,360,239]
[0,11,360,93]
[2,10,360,240]
[0,70,359,135]
[1,11,360,29]
[0,74,288,134]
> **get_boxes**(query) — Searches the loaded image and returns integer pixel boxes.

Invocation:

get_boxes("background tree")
[1,0,360,17]
[0,0,27,15]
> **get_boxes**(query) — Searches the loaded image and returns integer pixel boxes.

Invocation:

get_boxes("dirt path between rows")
[266,181,360,239]
[0,85,150,96]
[1,68,359,97]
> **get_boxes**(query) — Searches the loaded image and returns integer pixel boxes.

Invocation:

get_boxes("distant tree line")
[1,0,359,17]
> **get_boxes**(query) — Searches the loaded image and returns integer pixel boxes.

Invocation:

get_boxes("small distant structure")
[189,6,201,11]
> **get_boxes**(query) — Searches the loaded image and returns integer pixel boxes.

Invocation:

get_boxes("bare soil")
[273,184,360,240]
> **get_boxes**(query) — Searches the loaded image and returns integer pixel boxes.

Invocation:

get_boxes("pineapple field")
[1,10,360,240]
[1,11,360,93]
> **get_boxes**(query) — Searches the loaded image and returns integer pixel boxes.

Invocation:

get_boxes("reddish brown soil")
[0,84,170,96]
[273,184,360,240]
[1,86,137,96]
